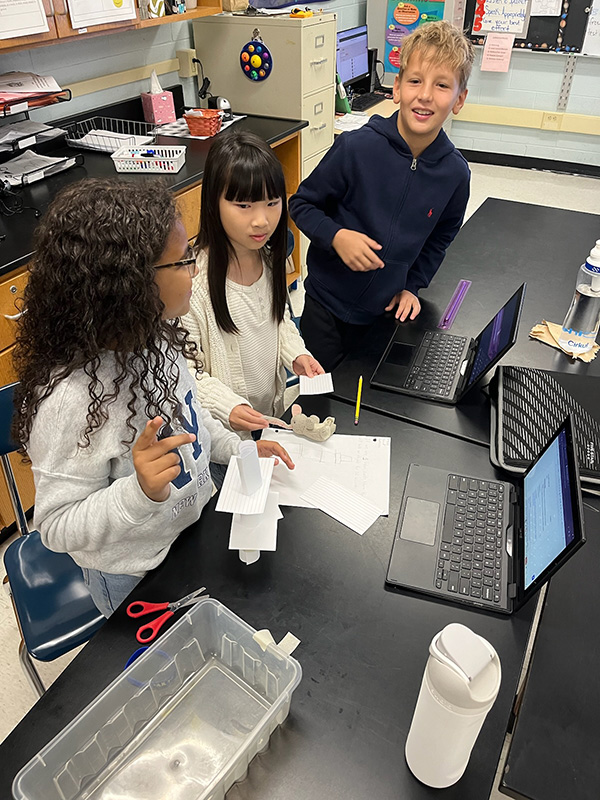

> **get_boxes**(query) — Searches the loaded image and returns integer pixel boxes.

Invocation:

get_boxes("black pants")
[300,293,373,373]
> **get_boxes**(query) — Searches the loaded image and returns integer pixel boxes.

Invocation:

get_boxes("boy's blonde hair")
[399,21,474,92]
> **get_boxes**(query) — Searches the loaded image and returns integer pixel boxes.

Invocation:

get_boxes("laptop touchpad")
[400,497,439,545]
[386,342,415,367]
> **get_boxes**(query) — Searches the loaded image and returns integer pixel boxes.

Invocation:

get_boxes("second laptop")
[371,283,526,404]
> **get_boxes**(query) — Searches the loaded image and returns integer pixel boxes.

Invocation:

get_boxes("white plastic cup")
[405,623,502,788]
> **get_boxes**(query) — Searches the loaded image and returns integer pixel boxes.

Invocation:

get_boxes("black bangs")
[222,146,286,203]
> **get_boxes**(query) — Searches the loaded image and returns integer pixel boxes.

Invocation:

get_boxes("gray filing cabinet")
[193,13,336,181]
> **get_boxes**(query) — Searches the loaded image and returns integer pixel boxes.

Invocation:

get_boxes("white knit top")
[226,268,278,415]
[182,250,310,431]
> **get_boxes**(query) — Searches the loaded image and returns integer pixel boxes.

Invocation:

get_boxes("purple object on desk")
[438,279,471,330]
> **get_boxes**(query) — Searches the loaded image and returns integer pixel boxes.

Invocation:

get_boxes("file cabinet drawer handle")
[310,57,328,66]
[310,122,327,132]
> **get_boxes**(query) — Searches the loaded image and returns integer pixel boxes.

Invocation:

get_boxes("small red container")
[183,109,223,137]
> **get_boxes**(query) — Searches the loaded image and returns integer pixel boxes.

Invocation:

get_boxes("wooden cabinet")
[0,0,57,52]
[53,0,139,39]
[176,184,202,244]
[0,268,34,530]
[0,2,223,52]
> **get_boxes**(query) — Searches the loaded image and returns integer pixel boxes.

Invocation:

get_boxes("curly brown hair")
[13,177,200,450]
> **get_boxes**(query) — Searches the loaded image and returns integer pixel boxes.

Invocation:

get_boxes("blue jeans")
[82,568,142,618]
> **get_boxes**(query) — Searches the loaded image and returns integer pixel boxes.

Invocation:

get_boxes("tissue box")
[141,90,176,125]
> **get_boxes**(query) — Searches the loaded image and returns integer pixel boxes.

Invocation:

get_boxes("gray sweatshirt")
[28,351,239,576]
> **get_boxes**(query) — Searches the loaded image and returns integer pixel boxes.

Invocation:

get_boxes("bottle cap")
[432,623,494,682]
[586,240,600,291]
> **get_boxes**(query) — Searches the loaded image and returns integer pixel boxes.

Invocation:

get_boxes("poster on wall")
[383,0,446,72]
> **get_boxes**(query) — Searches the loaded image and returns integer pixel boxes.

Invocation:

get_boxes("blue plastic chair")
[1,382,105,697]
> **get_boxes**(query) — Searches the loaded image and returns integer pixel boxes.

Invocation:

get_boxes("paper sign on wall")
[530,0,562,17]
[473,0,530,36]
[481,33,515,71]
[583,0,600,56]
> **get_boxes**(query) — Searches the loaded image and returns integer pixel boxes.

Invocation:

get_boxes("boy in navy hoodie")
[289,21,474,371]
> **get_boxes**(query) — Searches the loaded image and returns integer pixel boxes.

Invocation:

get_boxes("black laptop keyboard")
[436,474,505,603]
[404,331,467,397]
[351,92,383,112]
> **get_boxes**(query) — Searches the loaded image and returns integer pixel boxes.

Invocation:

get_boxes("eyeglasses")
[155,246,198,277]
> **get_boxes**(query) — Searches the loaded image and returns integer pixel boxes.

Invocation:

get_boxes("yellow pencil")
[354,375,363,426]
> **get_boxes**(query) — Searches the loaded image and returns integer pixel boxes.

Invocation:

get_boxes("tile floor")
[0,162,598,795]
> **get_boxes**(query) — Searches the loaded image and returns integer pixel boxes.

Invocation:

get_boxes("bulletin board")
[381,0,446,72]
[464,0,593,54]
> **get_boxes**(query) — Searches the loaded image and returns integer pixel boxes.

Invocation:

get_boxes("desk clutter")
[158,112,246,140]
[0,150,83,187]
[214,373,391,563]
[217,416,392,561]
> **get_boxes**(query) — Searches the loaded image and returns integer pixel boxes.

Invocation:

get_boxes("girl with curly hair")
[182,131,324,486]
[14,178,293,617]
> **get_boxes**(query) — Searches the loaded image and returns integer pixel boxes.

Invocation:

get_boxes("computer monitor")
[336,24,369,88]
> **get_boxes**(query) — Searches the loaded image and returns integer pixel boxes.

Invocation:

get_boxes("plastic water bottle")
[558,240,600,355]
[405,623,501,788]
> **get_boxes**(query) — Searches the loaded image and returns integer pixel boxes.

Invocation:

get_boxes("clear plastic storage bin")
[13,598,302,800]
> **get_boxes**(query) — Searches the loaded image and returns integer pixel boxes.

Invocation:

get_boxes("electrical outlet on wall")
[541,113,563,131]
[177,49,198,79]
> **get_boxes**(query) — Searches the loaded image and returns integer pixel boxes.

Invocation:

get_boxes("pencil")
[354,375,363,426]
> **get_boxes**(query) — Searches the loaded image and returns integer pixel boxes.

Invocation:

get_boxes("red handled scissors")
[127,586,208,644]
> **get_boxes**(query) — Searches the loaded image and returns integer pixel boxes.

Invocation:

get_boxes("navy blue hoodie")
[289,112,470,325]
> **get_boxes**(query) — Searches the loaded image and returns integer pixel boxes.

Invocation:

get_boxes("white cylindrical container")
[405,623,502,788]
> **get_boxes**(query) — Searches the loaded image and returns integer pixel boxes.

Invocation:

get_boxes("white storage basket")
[111,145,186,173]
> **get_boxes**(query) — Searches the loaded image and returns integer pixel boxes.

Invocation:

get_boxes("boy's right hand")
[133,417,196,503]
[229,404,269,432]
[332,229,384,272]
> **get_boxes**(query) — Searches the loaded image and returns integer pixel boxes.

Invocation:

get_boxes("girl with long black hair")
[184,132,324,474]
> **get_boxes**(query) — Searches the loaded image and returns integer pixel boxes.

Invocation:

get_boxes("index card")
[299,373,334,395]
[301,476,382,535]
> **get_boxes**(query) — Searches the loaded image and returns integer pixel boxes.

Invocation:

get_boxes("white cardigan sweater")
[183,251,310,429]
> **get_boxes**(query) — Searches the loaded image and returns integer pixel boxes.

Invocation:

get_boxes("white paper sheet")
[215,455,274,515]
[0,0,48,41]
[67,0,136,29]
[261,430,391,515]
[301,477,381,535]
[229,492,282,551]
[334,113,370,132]
[583,1,600,56]
[530,0,562,16]
[299,373,334,395]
